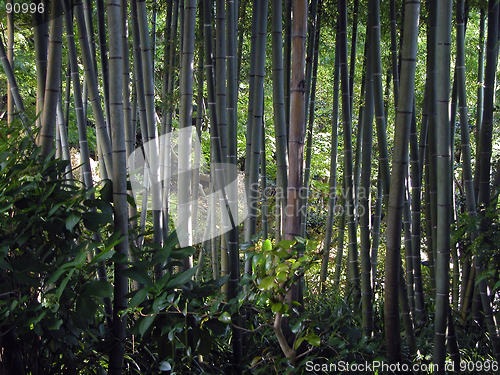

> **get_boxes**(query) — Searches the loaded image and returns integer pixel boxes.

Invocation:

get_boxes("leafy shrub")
[0,132,115,373]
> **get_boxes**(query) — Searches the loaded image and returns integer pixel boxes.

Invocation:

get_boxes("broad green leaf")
[291,320,303,333]
[159,362,172,371]
[90,248,116,265]
[252,253,263,273]
[276,271,288,284]
[82,211,113,231]
[258,276,275,290]
[494,280,500,291]
[250,356,261,367]
[276,239,295,250]
[55,268,75,300]
[153,294,169,312]
[85,280,112,298]
[47,202,64,217]
[103,230,124,252]
[99,179,113,202]
[169,246,195,260]
[65,212,81,231]
[121,267,153,287]
[276,263,289,273]
[218,311,232,324]
[138,314,156,336]
[262,239,273,251]
[294,337,307,350]
[46,316,63,331]
[306,333,321,346]
[0,197,13,213]
[128,287,149,309]
[165,266,197,289]
[295,236,306,244]
[76,295,99,321]
[275,249,290,258]
[271,302,282,313]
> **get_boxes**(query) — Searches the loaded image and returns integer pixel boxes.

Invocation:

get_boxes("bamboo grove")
[1,0,500,373]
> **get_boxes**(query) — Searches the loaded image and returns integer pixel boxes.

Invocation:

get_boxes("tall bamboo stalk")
[468,0,500,361]
[410,97,426,323]
[302,6,321,238]
[389,0,399,108]
[473,6,486,203]
[96,0,111,137]
[33,0,47,131]
[478,0,499,206]
[216,0,230,281]
[74,0,113,175]
[137,0,162,267]
[244,1,258,203]
[271,0,289,243]
[320,35,340,290]
[433,1,453,371]
[245,1,268,241]
[216,0,228,164]
[371,168,382,295]
[359,20,374,337]
[284,0,292,143]
[160,0,178,244]
[384,0,420,365]
[39,0,63,158]
[338,0,359,301]
[178,0,197,266]
[106,1,129,373]
[7,1,14,127]
[426,0,439,296]
[370,0,391,201]
[130,0,153,248]
[348,0,359,110]
[0,34,28,131]
[226,0,242,364]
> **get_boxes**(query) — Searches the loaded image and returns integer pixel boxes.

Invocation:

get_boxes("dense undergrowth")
[0,127,499,374]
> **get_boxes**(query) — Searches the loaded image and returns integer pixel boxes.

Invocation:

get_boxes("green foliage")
[0,129,114,373]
